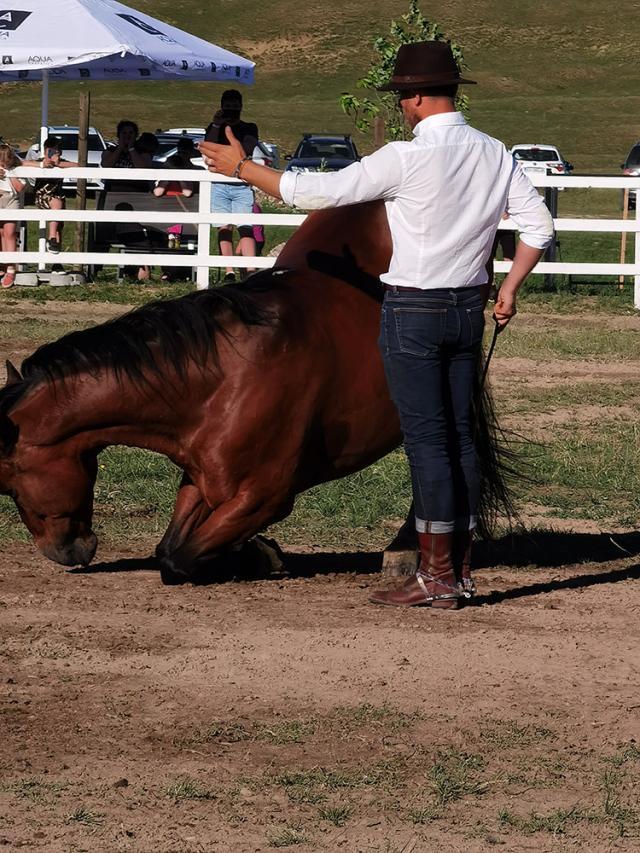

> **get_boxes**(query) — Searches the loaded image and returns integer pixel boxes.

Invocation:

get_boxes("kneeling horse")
[0,201,508,584]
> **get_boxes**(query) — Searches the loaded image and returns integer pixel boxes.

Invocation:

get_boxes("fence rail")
[0,168,639,304]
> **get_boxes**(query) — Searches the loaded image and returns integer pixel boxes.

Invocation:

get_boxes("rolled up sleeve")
[279,145,404,210]
[506,161,555,250]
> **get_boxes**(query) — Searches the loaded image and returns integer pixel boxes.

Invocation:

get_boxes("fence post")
[373,116,385,150]
[74,91,90,264]
[544,187,558,291]
[196,181,210,290]
[635,196,640,310]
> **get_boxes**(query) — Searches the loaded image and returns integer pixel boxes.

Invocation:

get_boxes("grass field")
[1,0,638,174]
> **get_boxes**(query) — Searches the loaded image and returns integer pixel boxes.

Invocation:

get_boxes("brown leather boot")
[370,532,461,609]
[454,530,476,596]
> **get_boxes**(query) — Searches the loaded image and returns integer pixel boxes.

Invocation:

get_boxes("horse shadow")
[75,529,640,604]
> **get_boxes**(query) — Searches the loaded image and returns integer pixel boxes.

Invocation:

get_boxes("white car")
[25,125,107,190]
[510,144,573,186]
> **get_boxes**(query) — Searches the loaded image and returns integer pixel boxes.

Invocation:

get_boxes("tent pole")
[74,91,90,275]
[38,69,50,271]
[40,69,49,149]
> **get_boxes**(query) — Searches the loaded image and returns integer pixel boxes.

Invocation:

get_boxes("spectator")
[0,144,26,288]
[102,121,154,281]
[101,120,152,169]
[175,137,199,167]
[153,154,195,199]
[235,199,265,257]
[205,89,258,281]
[135,132,159,160]
[25,136,75,255]
[154,153,196,282]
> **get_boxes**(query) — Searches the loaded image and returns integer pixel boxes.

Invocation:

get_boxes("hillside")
[1,0,636,172]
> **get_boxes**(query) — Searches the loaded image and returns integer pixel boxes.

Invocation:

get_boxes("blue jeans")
[210,182,254,214]
[379,286,485,533]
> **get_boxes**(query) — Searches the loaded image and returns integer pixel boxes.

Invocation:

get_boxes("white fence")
[0,168,639,306]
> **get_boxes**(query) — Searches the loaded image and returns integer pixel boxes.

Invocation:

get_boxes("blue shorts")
[211,182,254,214]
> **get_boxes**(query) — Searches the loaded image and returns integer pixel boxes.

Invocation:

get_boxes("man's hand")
[199,126,245,178]
[492,241,546,330]
[198,126,285,200]
[493,286,517,330]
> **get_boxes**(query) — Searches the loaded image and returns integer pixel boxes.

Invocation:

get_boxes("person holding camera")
[101,121,155,281]
[24,136,76,255]
[205,89,259,282]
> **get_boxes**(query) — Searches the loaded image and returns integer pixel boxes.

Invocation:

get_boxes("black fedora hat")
[378,41,476,91]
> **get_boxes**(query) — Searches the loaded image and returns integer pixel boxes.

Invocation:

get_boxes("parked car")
[285,134,359,173]
[620,142,640,210]
[24,125,108,190]
[153,127,206,160]
[153,129,279,170]
[510,144,573,181]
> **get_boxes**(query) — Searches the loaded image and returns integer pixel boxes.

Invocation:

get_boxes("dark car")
[285,134,359,173]
[621,143,640,209]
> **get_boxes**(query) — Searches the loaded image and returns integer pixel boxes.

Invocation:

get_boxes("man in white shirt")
[199,41,554,610]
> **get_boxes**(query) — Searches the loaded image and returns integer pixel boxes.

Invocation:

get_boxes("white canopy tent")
[0,0,255,144]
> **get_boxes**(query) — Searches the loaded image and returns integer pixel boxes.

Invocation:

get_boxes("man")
[199,41,554,609]
[205,89,259,281]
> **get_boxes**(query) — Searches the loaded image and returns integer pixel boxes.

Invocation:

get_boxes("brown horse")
[0,201,509,584]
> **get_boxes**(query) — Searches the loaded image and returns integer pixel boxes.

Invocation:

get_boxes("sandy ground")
[1,301,640,851]
[1,536,640,852]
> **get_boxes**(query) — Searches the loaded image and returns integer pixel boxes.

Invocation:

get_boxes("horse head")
[0,366,98,568]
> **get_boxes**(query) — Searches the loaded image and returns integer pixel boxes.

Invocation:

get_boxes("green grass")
[498,806,591,836]
[176,705,421,752]
[0,778,68,803]
[430,750,487,806]
[318,805,352,826]
[514,424,640,525]
[266,825,308,848]
[166,778,216,801]
[65,806,103,827]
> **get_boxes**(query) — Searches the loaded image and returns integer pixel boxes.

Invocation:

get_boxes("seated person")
[153,154,194,198]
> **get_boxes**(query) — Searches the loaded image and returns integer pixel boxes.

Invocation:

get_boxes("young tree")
[339,0,470,143]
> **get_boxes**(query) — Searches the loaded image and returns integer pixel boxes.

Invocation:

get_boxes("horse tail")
[474,361,519,539]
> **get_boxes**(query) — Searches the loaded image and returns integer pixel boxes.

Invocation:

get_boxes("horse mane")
[12,271,282,397]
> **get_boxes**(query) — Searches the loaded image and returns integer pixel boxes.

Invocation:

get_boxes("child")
[0,144,26,288]
[30,136,75,254]
[153,154,195,199]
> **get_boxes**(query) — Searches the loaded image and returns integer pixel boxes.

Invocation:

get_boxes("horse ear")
[5,360,22,387]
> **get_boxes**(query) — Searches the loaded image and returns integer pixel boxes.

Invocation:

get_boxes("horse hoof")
[381,548,417,577]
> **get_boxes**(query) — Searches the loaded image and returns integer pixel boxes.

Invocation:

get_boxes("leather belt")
[383,284,427,293]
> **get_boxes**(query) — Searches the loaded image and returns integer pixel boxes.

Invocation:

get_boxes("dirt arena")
[1,300,639,851]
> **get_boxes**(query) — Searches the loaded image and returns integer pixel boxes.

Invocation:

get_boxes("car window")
[513,148,560,162]
[625,145,640,168]
[297,140,355,159]
[57,134,104,152]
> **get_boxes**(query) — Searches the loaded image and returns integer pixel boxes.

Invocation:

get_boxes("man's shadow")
[75,529,640,604]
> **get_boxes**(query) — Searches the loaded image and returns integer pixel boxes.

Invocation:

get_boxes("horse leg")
[156,473,211,560]
[382,502,418,577]
[158,484,292,585]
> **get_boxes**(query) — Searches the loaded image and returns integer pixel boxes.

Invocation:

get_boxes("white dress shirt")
[279,112,554,290]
